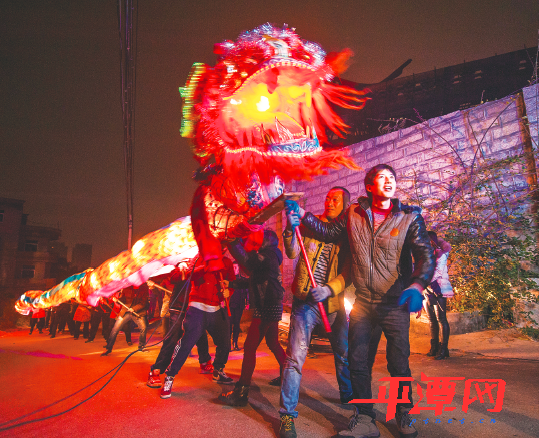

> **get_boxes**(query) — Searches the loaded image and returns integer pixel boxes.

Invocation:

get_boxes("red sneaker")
[160,376,175,399]
[147,369,162,388]
[199,359,214,374]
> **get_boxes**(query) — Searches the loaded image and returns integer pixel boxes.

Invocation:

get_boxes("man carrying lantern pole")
[285,165,435,438]
[278,186,354,437]
[159,256,236,399]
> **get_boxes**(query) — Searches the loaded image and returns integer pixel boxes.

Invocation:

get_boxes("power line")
[118,0,137,249]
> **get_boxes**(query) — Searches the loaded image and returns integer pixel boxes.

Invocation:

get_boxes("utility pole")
[118,0,137,249]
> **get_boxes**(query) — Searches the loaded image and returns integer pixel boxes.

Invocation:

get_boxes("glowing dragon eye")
[256,96,270,112]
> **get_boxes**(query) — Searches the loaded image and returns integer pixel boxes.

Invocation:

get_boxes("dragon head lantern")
[184,24,370,271]
[180,24,369,187]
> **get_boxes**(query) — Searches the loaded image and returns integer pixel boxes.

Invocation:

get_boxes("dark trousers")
[30,317,45,333]
[45,310,51,328]
[74,321,90,339]
[151,312,211,373]
[166,306,230,376]
[348,301,413,419]
[88,310,111,341]
[149,290,164,318]
[49,312,58,335]
[50,309,74,336]
[238,318,286,386]
[106,313,147,350]
[424,295,450,344]
[59,310,74,334]
[230,305,245,344]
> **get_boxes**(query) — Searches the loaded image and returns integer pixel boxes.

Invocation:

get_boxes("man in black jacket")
[286,164,435,438]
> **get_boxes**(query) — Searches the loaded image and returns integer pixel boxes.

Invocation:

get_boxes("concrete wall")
[271,83,539,304]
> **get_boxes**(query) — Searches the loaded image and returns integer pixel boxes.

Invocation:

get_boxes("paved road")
[0,328,537,437]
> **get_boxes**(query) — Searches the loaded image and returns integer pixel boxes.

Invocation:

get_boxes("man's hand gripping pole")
[111,296,141,318]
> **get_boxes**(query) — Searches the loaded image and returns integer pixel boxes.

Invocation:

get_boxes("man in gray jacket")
[285,164,435,438]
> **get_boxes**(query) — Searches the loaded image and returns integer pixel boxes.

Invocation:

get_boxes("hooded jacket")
[302,197,435,305]
[228,230,284,315]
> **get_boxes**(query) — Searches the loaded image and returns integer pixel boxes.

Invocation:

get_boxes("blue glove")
[287,212,301,231]
[398,285,424,313]
[285,200,305,218]
[310,285,332,302]
[285,200,299,215]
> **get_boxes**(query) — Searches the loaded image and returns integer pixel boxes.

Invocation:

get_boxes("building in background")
[48,241,68,261]
[336,47,538,144]
[0,198,94,302]
[0,198,61,298]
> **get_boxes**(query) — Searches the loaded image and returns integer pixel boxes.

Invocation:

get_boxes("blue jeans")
[349,301,413,419]
[166,306,230,376]
[280,297,352,418]
[106,313,148,350]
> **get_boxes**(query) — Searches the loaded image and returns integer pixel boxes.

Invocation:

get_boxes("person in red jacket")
[160,256,236,399]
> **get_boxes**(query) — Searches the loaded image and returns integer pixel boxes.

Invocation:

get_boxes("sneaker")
[85,339,94,343]
[160,376,175,399]
[101,349,112,357]
[395,409,418,438]
[147,369,162,388]
[279,414,297,438]
[212,367,234,384]
[199,359,214,374]
[338,413,380,437]
[218,383,250,406]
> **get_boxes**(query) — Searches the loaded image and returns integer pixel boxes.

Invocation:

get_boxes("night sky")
[1,0,538,266]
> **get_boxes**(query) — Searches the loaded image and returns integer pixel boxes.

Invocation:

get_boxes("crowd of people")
[27,164,455,438]
[28,297,114,342]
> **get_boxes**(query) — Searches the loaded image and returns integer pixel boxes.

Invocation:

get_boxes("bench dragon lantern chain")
[16,24,369,315]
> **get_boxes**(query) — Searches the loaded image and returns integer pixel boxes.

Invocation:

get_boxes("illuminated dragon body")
[16,24,368,314]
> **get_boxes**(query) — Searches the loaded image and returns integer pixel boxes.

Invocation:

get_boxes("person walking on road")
[102,284,149,356]
[286,164,435,438]
[218,230,287,407]
[423,231,453,360]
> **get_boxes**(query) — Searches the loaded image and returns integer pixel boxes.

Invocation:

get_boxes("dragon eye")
[256,96,270,112]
